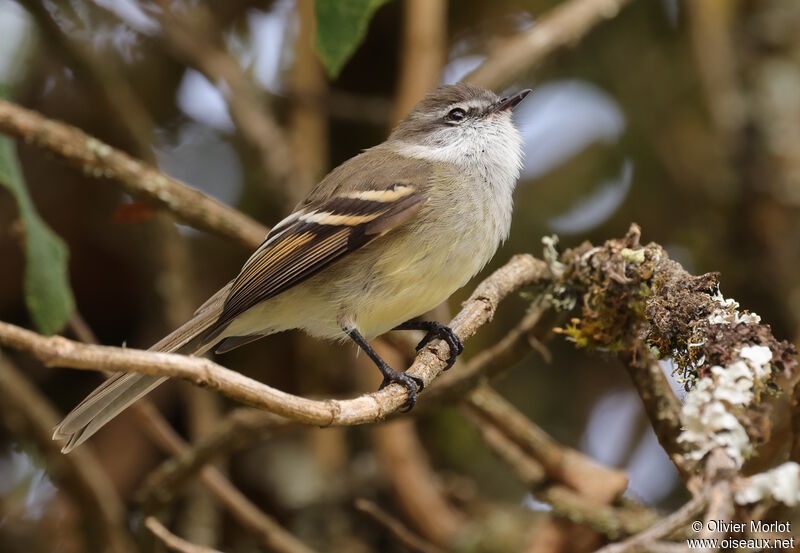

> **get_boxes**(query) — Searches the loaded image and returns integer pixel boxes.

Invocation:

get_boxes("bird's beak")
[493,89,532,112]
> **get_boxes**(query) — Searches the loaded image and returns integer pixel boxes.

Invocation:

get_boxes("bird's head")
[388,83,529,178]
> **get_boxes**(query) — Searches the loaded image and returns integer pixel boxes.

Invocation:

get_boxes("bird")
[53,82,530,453]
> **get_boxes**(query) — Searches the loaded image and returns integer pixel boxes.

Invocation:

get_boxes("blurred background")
[0,0,799,551]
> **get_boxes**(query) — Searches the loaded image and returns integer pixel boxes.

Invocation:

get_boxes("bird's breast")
[340,176,511,337]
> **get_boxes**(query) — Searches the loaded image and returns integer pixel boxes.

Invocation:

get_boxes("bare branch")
[462,408,547,488]
[133,403,317,553]
[357,341,467,546]
[151,1,301,202]
[67,313,314,553]
[0,98,267,248]
[620,346,689,476]
[466,0,635,90]
[145,517,223,553]
[464,396,661,540]
[139,409,289,510]
[595,495,706,553]
[537,485,659,540]
[423,305,554,407]
[466,385,629,504]
[354,498,446,553]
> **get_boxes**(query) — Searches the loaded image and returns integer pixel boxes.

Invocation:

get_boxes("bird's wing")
[210,180,427,335]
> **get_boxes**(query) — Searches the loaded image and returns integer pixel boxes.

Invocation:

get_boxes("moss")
[554,224,797,384]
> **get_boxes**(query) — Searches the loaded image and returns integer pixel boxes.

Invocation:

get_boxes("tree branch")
[595,495,706,553]
[133,403,317,553]
[151,0,300,202]
[145,517,223,553]
[0,98,267,248]
[354,498,446,553]
[422,304,555,408]
[619,345,688,477]
[0,254,550,425]
[138,409,289,510]
[466,0,635,90]
[466,385,629,504]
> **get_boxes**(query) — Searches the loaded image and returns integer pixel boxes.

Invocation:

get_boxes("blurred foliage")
[0,120,73,335]
[314,0,389,77]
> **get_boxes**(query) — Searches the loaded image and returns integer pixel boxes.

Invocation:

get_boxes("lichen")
[735,462,800,506]
[677,345,773,468]
[552,224,797,467]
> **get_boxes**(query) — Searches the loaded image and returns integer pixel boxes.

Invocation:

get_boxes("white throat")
[392,115,523,201]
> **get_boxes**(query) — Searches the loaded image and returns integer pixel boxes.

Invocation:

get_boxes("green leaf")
[314,0,389,78]
[0,131,74,335]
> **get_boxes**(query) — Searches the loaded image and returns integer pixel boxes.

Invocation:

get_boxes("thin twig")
[463,393,660,540]
[354,498,446,553]
[0,98,266,248]
[620,346,689,477]
[466,385,629,504]
[133,403,317,553]
[0,353,137,553]
[466,0,635,89]
[462,408,547,488]
[537,485,660,540]
[423,305,554,407]
[594,495,706,553]
[0,254,550,426]
[359,340,467,546]
[145,517,224,553]
[139,409,289,510]
[151,0,300,202]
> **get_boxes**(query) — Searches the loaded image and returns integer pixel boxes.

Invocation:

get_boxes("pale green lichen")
[621,247,645,263]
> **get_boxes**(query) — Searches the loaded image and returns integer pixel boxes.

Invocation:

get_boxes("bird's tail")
[53,282,233,453]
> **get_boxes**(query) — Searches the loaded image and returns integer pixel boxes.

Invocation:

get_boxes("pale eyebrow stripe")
[298,210,385,226]
[338,186,415,202]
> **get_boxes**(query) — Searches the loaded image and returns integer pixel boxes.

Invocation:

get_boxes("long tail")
[53,282,233,453]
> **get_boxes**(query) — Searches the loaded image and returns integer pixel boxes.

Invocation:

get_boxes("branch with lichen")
[552,224,795,467]
[544,223,797,547]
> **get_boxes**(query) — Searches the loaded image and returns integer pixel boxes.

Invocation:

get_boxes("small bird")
[53,83,530,453]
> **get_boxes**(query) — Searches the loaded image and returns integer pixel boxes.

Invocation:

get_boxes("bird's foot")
[414,322,463,371]
[378,368,424,412]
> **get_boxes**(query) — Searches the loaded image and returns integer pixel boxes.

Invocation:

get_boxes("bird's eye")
[445,108,467,123]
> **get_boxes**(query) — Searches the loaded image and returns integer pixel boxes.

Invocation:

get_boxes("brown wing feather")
[207,183,426,336]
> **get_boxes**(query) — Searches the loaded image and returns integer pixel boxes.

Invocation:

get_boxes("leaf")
[0,132,74,334]
[314,0,389,78]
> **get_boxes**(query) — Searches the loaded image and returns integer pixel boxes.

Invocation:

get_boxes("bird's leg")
[345,327,423,411]
[393,320,463,371]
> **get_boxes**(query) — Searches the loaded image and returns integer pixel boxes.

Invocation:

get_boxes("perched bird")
[53,83,530,453]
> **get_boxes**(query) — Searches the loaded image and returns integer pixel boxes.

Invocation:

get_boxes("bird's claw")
[414,323,463,370]
[379,372,424,412]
